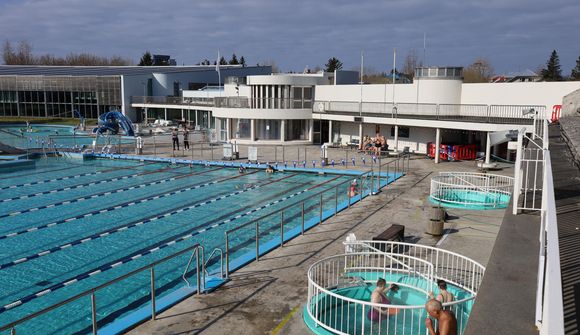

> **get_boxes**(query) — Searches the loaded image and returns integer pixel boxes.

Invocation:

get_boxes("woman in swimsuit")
[368,279,400,322]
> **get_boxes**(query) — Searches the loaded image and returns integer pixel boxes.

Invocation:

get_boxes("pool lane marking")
[0,167,223,219]
[0,174,340,314]
[0,160,156,184]
[0,167,228,237]
[0,171,289,271]
[0,162,160,191]
[0,163,180,203]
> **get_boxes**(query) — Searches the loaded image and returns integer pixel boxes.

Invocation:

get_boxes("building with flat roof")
[0,65,271,121]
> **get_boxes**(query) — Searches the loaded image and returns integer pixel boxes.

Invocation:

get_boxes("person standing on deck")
[171,128,179,151]
[183,126,190,150]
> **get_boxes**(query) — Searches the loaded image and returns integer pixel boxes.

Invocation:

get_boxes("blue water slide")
[92,111,135,136]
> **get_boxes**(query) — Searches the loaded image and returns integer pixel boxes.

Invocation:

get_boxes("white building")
[131,65,580,163]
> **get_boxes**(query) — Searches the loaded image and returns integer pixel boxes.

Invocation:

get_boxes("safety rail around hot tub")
[430,172,514,208]
[306,241,485,335]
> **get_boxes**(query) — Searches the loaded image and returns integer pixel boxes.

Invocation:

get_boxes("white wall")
[461,82,580,108]
[315,79,462,105]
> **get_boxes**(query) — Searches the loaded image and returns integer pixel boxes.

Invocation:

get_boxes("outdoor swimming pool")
[0,156,400,334]
[0,124,133,150]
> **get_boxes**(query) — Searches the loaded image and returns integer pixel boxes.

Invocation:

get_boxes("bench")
[371,224,405,252]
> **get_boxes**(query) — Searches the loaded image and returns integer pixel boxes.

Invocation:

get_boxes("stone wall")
[562,88,580,117]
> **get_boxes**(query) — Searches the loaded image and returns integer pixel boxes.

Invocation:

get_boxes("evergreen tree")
[571,56,580,81]
[325,57,343,72]
[219,56,227,65]
[240,56,246,67]
[229,54,239,65]
[541,50,563,81]
[138,51,153,66]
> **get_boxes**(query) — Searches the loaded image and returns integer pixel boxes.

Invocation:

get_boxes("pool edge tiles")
[90,153,391,176]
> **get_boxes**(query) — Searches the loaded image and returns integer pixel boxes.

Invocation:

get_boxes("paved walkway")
[128,157,511,335]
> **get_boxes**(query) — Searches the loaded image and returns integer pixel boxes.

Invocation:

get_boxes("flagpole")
[216,50,222,97]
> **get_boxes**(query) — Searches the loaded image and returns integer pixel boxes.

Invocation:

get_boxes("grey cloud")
[0,0,578,73]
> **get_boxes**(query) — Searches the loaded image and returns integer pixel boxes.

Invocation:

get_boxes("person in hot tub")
[368,278,400,322]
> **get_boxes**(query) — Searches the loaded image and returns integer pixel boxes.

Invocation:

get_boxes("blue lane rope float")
[0,168,240,240]
[0,167,226,219]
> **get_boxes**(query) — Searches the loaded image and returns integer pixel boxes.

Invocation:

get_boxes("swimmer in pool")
[429,280,455,303]
[265,164,276,173]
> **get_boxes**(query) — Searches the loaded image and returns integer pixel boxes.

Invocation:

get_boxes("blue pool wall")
[83,153,402,334]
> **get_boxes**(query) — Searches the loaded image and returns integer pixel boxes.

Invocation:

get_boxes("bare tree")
[463,58,494,83]
[402,49,421,79]
[2,40,132,65]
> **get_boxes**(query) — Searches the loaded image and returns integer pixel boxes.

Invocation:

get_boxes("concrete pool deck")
[127,156,512,335]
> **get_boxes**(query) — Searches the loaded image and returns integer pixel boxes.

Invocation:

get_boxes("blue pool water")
[430,189,511,210]
[0,156,399,334]
[304,273,474,335]
[0,124,133,150]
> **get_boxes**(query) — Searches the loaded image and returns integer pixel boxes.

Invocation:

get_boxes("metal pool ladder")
[182,246,225,293]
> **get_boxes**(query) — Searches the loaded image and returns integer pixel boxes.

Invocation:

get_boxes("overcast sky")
[1,0,579,75]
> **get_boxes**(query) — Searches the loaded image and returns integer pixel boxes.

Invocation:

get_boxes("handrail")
[308,253,470,309]
[203,248,224,279]
[346,240,485,292]
[0,242,201,333]
[183,245,203,289]
[344,240,434,284]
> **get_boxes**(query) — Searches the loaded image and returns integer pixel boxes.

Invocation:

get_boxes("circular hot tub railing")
[306,241,485,335]
[430,172,514,208]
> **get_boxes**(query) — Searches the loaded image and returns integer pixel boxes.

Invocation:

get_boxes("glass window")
[285,119,308,141]
[232,118,251,139]
[255,119,280,140]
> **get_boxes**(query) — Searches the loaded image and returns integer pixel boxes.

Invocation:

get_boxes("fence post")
[255,222,260,261]
[301,202,305,235]
[196,248,201,294]
[280,211,285,247]
[282,145,285,163]
[225,233,230,278]
[150,268,156,320]
[319,193,323,223]
[335,186,338,215]
[90,292,97,335]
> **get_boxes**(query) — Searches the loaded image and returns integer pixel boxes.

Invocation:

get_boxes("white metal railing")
[316,101,546,125]
[535,151,564,334]
[430,172,514,208]
[513,118,549,213]
[307,241,485,335]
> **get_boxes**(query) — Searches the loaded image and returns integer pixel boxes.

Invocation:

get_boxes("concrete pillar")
[164,108,167,121]
[309,120,314,142]
[485,131,491,164]
[394,125,399,152]
[328,120,333,144]
[225,118,230,141]
[358,122,363,146]
[281,120,286,142]
[250,119,256,141]
[435,128,441,164]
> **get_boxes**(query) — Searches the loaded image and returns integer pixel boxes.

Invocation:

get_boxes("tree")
[240,56,246,67]
[138,51,153,66]
[402,49,421,79]
[229,54,239,65]
[541,50,563,81]
[325,57,343,72]
[463,59,494,83]
[570,56,580,81]
[219,56,227,65]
